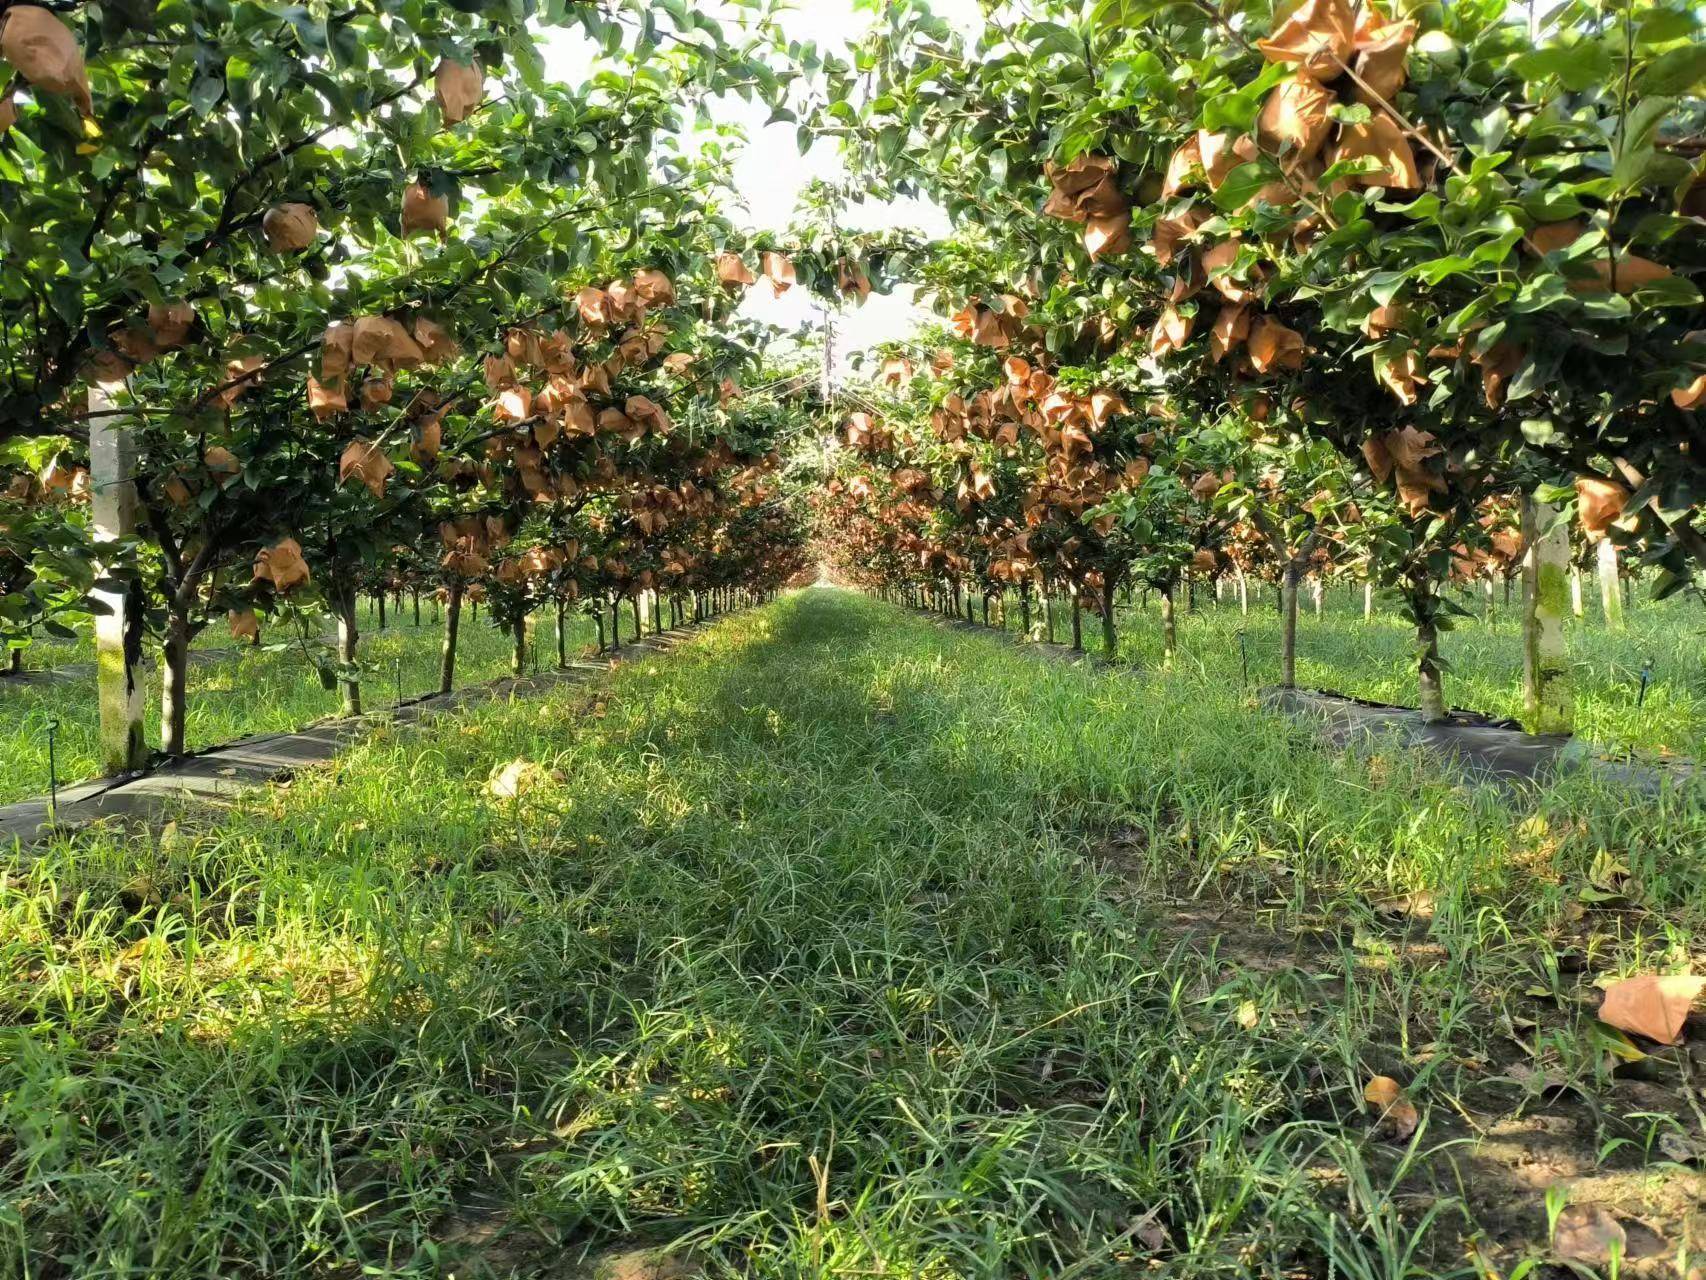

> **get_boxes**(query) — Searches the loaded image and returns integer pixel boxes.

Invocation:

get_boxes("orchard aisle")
[0,617,700,849]
[4,590,1701,1278]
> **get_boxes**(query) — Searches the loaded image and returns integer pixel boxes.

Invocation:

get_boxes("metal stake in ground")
[1238,630,1249,690]
[395,657,404,709]
[45,718,60,825]
[1637,659,1654,709]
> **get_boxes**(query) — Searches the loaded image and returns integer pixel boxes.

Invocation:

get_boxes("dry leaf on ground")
[1552,1204,1626,1264]
[1598,974,1705,1045]
[1363,1075,1419,1138]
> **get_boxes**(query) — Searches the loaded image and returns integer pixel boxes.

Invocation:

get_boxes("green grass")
[2,590,1702,1278]
[982,580,1706,758]
[0,601,596,806]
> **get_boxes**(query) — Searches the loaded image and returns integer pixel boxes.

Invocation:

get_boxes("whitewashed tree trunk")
[89,384,148,774]
[1570,566,1584,618]
[335,586,362,714]
[1597,538,1624,632]
[1363,579,1374,621]
[1521,494,1574,735]
[160,611,191,756]
[1235,564,1249,615]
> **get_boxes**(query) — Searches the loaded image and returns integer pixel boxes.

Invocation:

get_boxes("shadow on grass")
[4,591,1703,1279]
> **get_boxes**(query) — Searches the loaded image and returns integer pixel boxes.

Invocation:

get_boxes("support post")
[1160,582,1177,667]
[1279,562,1301,688]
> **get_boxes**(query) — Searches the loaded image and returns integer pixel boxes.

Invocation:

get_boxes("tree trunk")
[1070,594,1083,651]
[1415,599,1446,723]
[610,598,622,652]
[1160,582,1177,666]
[1597,538,1624,631]
[377,593,386,629]
[1483,575,1496,620]
[160,609,191,756]
[512,613,527,676]
[89,385,148,775]
[632,594,642,641]
[336,589,362,716]
[556,601,568,668]
[1236,564,1249,616]
[653,591,663,635]
[1570,566,1584,618]
[1280,564,1301,689]
[594,605,606,652]
[1520,493,1574,735]
[413,592,421,626]
[439,583,463,694]
[1045,591,1056,644]
[1363,579,1374,621]
[1020,583,1032,639]
[1312,576,1323,617]
[6,648,20,676]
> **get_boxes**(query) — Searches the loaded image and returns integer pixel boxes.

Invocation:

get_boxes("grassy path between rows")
[0,602,593,806]
[974,586,1706,760]
[3,590,1703,1278]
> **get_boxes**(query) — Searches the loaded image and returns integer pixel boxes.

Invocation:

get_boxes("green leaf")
[1628,273,1703,310]
[1511,40,1612,91]
[1511,272,1569,313]
[1611,95,1675,193]
[1210,161,1273,212]
[1640,44,1706,94]
[190,73,225,117]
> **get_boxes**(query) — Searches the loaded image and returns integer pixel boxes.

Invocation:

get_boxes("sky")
[541,0,985,377]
